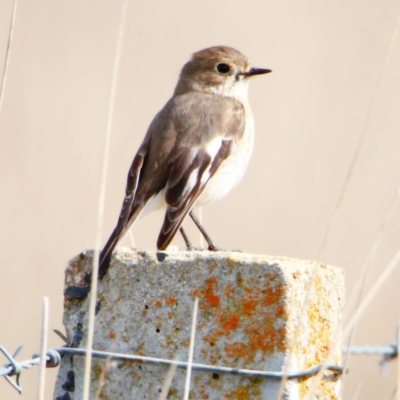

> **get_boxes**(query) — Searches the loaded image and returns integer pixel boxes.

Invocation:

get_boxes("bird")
[100,46,270,282]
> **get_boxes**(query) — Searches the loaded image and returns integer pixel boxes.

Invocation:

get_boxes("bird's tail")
[98,228,120,279]
[98,203,145,280]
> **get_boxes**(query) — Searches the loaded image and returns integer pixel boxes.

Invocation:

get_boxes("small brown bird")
[98,46,271,279]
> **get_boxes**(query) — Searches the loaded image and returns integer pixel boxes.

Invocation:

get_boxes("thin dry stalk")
[305,247,400,399]
[285,187,399,400]
[306,173,400,399]
[128,228,136,248]
[94,356,113,399]
[183,297,199,400]
[198,207,204,248]
[0,0,17,114]
[82,2,128,399]
[306,179,400,400]
[340,183,400,386]
[37,297,49,400]
[159,359,178,400]
[316,5,400,263]
[397,315,400,400]
[304,9,400,399]
[350,381,362,400]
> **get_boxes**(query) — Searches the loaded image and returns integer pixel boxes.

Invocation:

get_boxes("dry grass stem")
[183,297,199,400]
[159,359,178,400]
[37,297,49,400]
[0,0,17,114]
[82,2,128,399]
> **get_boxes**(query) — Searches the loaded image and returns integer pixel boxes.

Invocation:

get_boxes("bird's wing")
[157,93,245,250]
[98,135,152,278]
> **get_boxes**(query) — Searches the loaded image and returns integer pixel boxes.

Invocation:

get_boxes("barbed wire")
[0,342,343,394]
[2,330,399,394]
[343,340,398,376]
[53,347,344,378]
[343,342,397,358]
[0,345,60,394]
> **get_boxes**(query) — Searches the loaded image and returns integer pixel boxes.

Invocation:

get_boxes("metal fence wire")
[1,329,398,394]
[0,343,345,394]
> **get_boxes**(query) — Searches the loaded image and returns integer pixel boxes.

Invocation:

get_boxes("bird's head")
[174,46,271,99]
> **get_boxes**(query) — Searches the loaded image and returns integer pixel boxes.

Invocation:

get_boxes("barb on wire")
[0,346,60,394]
[1,342,344,394]
[343,342,398,358]
[343,339,398,376]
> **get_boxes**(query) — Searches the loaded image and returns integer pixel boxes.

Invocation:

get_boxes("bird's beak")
[239,67,272,77]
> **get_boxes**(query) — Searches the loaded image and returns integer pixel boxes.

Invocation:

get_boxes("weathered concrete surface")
[54,248,344,400]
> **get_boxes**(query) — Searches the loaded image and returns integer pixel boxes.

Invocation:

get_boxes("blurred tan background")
[1,1,400,398]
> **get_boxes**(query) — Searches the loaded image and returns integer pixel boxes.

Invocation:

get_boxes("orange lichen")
[201,348,208,357]
[131,370,141,381]
[262,283,284,307]
[244,323,284,353]
[204,336,218,346]
[224,283,235,298]
[274,305,286,319]
[155,300,162,307]
[109,332,116,339]
[224,384,261,400]
[135,343,145,355]
[206,294,220,307]
[225,342,247,358]
[198,271,288,366]
[295,269,343,399]
[166,296,176,306]
[242,297,257,316]
[221,315,240,331]
[192,288,202,298]
[203,277,220,307]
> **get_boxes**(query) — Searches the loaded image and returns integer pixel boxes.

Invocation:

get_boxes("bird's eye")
[216,63,230,74]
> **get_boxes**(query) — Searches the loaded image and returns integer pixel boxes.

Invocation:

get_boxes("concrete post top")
[58,248,344,399]
[65,247,344,291]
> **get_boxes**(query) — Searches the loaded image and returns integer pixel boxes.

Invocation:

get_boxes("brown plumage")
[98,46,271,279]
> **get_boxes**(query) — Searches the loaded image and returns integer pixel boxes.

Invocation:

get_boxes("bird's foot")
[186,244,239,252]
[185,245,205,251]
[207,243,223,251]
[185,244,224,251]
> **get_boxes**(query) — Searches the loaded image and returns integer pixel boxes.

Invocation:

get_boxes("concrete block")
[54,248,344,399]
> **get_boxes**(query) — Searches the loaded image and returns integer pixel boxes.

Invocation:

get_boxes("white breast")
[140,88,254,216]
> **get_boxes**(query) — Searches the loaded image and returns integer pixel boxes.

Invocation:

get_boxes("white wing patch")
[205,137,223,159]
[183,167,199,198]
[201,138,223,185]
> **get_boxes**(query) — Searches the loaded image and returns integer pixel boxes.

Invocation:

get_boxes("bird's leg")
[189,211,222,251]
[179,227,193,249]
[179,227,203,251]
